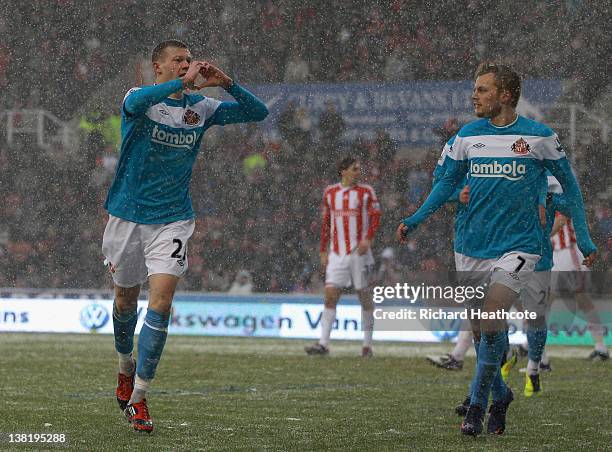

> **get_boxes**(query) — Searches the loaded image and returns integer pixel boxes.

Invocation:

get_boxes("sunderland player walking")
[102,40,268,432]
[305,157,381,357]
[396,62,596,437]
[518,173,571,397]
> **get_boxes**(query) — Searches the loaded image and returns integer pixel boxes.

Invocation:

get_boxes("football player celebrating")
[397,62,596,436]
[103,40,268,432]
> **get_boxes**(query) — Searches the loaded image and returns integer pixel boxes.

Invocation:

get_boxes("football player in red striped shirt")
[305,156,382,357]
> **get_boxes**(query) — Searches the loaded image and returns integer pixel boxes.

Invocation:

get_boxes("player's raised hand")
[198,62,233,90]
[395,223,408,243]
[582,252,596,268]
[181,61,206,90]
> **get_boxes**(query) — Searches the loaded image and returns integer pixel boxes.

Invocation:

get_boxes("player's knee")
[357,290,373,310]
[481,318,505,334]
[114,284,140,311]
[148,295,174,314]
[469,318,481,336]
[324,299,339,309]
[575,293,594,310]
[526,316,546,331]
[147,274,180,312]
[324,289,341,308]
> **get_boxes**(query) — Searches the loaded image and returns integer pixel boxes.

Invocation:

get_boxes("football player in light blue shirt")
[396,62,596,436]
[102,40,268,432]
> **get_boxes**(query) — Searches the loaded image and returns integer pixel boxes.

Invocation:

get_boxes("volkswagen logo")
[431,317,462,342]
[80,303,110,331]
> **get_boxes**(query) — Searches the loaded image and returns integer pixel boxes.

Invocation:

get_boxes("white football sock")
[319,307,336,347]
[527,359,540,376]
[362,308,374,348]
[594,341,608,354]
[129,375,151,404]
[118,352,135,376]
[451,330,472,361]
[587,323,607,353]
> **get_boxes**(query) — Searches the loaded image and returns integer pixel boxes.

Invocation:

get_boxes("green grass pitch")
[0,333,610,451]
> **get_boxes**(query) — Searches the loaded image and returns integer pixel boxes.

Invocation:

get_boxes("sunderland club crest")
[183,109,201,126]
[511,137,530,155]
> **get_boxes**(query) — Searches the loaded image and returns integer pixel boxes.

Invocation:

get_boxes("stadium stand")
[0,0,609,292]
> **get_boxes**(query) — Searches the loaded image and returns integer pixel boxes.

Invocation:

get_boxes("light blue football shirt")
[105,79,268,224]
[403,115,595,260]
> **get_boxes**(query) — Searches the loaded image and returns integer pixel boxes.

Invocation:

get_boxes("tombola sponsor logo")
[470,160,527,181]
[151,125,197,148]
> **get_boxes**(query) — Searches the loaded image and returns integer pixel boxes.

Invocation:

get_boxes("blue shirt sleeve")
[403,158,467,232]
[538,174,548,207]
[123,79,184,116]
[431,164,444,187]
[544,158,596,256]
[551,193,571,217]
[206,82,269,126]
[432,166,464,203]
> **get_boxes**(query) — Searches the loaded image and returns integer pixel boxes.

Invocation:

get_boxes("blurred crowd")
[1,106,610,292]
[1,0,611,119]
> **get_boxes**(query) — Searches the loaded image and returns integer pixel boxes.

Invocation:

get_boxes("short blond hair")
[475,62,521,108]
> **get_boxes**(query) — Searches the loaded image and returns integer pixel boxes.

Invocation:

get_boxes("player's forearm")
[124,79,184,116]
[210,83,269,125]
[448,186,463,203]
[551,194,571,218]
[550,210,568,237]
[433,166,462,203]
[404,181,456,228]
[366,213,381,240]
[320,233,330,253]
[545,159,596,255]
[320,214,331,252]
[402,160,466,231]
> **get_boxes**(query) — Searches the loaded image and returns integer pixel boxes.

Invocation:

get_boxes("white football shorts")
[455,251,540,296]
[102,215,195,288]
[520,271,551,320]
[551,246,591,294]
[325,250,375,291]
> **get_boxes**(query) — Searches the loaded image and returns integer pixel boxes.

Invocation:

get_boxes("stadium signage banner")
[0,299,147,334]
[254,79,562,146]
[0,295,608,346]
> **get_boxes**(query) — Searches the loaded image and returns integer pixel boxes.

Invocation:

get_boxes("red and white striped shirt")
[550,214,577,251]
[320,183,382,255]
